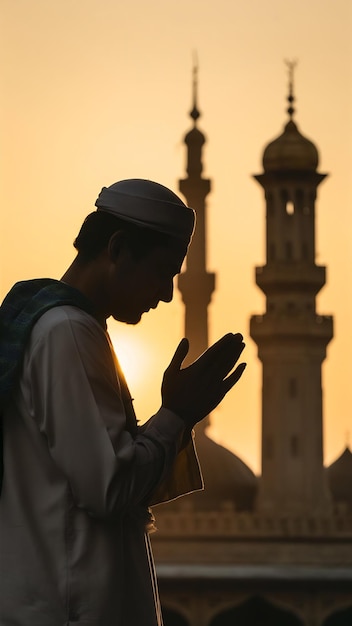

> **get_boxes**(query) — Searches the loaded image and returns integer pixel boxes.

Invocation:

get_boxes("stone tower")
[250,62,333,514]
[153,69,352,626]
[177,63,215,366]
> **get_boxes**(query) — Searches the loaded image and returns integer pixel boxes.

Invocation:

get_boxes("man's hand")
[162,333,246,428]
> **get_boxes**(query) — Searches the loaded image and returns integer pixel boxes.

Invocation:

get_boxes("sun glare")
[108,328,148,388]
[108,324,163,425]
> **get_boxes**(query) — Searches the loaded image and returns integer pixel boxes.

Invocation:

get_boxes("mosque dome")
[165,429,258,512]
[183,104,206,177]
[263,119,319,172]
[326,447,352,510]
[262,61,319,173]
[184,125,206,147]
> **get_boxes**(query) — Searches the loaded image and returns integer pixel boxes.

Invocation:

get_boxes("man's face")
[107,241,187,324]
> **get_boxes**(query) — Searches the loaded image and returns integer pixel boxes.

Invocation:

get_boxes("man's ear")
[107,231,126,262]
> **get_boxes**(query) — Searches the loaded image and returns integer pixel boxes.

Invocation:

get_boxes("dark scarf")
[0,279,100,493]
[0,279,97,404]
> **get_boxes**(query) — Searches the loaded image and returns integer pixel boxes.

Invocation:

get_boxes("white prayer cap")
[95,179,195,244]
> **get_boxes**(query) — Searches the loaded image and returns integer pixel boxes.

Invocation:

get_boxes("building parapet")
[153,504,352,540]
[255,263,326,294]
[155,563,352,583]
[250,312,333,345]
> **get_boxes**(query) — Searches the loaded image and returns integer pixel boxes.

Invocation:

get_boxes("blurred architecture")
[151,65,352,626]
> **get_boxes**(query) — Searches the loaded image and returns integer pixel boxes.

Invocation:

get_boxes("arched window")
[323,606,352,626]
[210,596,303,626]
[162,607,189,626]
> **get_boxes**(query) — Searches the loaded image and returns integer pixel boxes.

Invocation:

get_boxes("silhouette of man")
[0,179,246,625]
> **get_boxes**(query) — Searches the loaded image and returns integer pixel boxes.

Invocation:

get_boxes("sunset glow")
[1,0,351,474]
[109,327,149,392]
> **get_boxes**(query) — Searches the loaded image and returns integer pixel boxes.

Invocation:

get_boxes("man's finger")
[222,362,247,394]
[204,340,245,382]
[167,338,189,372]
[196,333,244,366]
[207,333,243,356]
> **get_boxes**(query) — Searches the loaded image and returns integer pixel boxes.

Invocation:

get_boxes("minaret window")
[286,201,294,215]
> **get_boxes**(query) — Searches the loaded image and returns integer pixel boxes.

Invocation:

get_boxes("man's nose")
[160,279,174,303]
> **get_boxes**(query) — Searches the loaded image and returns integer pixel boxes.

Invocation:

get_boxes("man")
[0,179,246,625]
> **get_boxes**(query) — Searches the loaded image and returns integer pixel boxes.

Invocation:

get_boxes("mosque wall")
[159,586,352,626]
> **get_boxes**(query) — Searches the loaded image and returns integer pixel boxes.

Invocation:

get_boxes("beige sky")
[1,0,351,473]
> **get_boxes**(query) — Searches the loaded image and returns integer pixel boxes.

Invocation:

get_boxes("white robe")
[0,306,202,625]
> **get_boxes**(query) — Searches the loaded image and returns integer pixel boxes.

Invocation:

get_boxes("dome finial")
[284,58,298,120]
[190,51,201,124]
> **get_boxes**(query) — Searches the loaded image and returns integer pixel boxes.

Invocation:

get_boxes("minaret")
[177,63,215,365]
[169,66,257,501]
[250,62,333,514]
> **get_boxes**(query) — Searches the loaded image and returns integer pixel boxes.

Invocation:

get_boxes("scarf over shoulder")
[0,278,96,492]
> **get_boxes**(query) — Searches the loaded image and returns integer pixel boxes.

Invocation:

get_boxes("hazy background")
[1,0,351,473]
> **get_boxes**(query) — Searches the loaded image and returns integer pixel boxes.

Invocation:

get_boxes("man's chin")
[113,312,143,325]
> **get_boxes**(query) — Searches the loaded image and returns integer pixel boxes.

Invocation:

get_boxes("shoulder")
[24,306,117,378]
[29,306,107,350]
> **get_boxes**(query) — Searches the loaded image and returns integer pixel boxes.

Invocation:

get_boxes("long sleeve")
[25,306,189,518]
[0,303,203,624]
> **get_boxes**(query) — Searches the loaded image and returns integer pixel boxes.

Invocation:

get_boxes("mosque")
[150,66,352,626]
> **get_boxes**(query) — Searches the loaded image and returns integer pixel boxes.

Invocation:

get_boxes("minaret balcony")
[178,271,215,305]
[255,263,326,295]
[250,312,333,347]
[179,177,211,199]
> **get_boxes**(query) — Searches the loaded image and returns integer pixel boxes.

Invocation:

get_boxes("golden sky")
[1,0,351,473]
